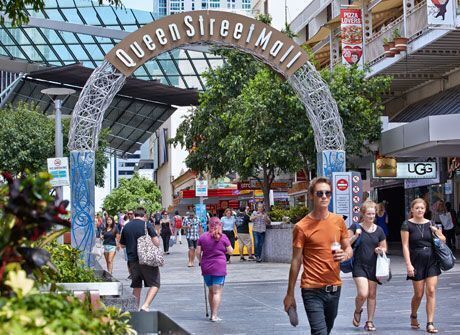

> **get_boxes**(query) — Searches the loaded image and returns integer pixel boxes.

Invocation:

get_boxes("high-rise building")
[153,0,253,16]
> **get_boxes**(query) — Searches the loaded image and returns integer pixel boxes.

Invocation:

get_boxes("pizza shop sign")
[105,11,308,78]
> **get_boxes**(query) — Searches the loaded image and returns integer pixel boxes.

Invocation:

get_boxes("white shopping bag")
[91,239,104,260]
[376,252,391,282]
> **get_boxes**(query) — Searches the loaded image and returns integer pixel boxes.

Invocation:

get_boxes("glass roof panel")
[43,9,64,21]
[61,8,84,23]
[94,7,119,25]
[77,7,102,25]
[0,1,225,91]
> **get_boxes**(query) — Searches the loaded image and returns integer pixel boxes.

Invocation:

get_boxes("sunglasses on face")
[315,191,332,198]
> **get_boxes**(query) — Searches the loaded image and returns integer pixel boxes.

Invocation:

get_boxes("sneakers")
[256,257,262,263]
[240,257,247,261]
[248,256,256,260]
[210,316,222,322]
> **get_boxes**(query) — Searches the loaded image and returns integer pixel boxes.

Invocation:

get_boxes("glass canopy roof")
[0,0,224,90]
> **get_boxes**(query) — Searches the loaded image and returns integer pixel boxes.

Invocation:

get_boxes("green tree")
[0,0,123,26]
[320,65,392,157]
[0,102,109,186]
[102,173,162,215]
[173,20,391,205]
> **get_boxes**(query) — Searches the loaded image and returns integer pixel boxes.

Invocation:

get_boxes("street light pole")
[54,98,64,202]
[41,88,75,203]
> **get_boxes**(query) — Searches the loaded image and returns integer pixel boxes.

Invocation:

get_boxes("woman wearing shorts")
[401,198,445,333]
[348,201,387,332]
[101,216,120,274]
[197,217,233,322]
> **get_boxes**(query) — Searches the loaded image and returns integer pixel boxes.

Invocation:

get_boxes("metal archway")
[68,11,346,262]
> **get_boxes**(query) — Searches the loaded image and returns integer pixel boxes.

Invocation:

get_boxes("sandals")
[426,322,438,333]
[364,321,376,331]
[352,309,363,327]
[410,314,420,329]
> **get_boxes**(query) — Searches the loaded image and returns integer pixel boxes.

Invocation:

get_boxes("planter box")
[129,311,191,335]
[261,223,293,263]
[41,270,122,296]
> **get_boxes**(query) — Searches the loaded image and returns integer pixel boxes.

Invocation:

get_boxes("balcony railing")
[365,1,428,64]
[290,0,333,33]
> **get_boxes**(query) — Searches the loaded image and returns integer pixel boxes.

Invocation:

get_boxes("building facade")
[289,0,460,241]
[154,0,253,16]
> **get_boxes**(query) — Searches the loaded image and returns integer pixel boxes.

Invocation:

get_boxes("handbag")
[91,238,104,260]
[169,235,176,248]
[137,221,164,267]
[431,230,456,271]
[376,252,391,282]
[439,213,454,230]
[340,223,362,273]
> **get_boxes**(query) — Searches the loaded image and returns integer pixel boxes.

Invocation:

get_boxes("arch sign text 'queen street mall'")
[105,10,309,78]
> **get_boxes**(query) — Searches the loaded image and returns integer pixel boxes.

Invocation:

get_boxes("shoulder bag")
[340,223,362,273]
[137,221,164,267]
[431,226,455,271]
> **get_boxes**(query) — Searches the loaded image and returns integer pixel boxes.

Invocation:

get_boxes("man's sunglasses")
[315,191,332,198]
[128,212,134,215]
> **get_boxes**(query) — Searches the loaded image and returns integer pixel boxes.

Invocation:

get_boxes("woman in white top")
[220,208,237,263]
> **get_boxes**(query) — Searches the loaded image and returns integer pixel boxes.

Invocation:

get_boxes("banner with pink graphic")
[341,9,363,67]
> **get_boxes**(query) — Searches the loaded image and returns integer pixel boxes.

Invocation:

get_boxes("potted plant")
[393,28,409,51]
[383,37,395,58]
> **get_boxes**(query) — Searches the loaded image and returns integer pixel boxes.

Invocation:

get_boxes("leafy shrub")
[0,291,135,335]
[269,207,289,222]
[269,205,309,223]
[42,242,100,283]
[288,205,309,223]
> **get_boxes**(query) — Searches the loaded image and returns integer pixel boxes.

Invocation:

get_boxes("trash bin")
[129,311,191,335]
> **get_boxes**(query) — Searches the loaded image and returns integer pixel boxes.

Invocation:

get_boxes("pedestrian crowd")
[94,176,456,333]
[284,177,453,335]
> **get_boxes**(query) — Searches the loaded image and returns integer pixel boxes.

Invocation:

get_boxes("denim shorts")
[103,245,117,253]
[203,275,226,287]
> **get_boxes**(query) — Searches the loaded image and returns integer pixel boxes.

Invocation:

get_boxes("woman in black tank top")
[401,198,445,334]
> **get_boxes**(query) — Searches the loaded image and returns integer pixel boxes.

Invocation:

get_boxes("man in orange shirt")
[284,177,352,335]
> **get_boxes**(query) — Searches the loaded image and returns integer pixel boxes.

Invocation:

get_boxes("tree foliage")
[172,28,391,204]
[0,102,109,186]
[0,0,123,26]
[102,173,162,215]
[320,65,392,157]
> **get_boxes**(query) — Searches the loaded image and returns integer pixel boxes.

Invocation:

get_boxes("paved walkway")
[105,240,460,334]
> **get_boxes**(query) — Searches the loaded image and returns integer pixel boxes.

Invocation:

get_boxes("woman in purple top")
[197,217,233,322]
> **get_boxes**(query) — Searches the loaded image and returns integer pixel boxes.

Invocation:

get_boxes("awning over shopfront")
[381,114,460,157]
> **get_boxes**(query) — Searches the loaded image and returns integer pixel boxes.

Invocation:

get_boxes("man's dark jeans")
[253,231,265,259]
[301,286,341,335]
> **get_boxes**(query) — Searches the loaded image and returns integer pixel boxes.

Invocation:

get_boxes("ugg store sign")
[105,10,308,77]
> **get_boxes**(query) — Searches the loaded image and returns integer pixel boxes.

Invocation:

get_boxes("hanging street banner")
[195,203,207,232]
[47,157,70,187]
[427,0,456,26]
[341,8,363,67]
[195,179,208,197]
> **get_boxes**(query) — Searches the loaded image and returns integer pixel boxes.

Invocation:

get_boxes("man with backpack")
[173,210,183,244]
[119,207,161,311]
